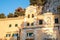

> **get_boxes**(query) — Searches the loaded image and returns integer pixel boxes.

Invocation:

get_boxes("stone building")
[0,0,60,40]
[21,5,60,40]
[0,5,60,40]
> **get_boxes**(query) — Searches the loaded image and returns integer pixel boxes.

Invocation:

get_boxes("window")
[55,18,59,24]
[39,20,43,25]
[27,23,30,26]
[28,14,30,18]
[15,24,18,27]
[57,6,60,13]
[55,26,59,30]
[6,34,10,37]
[32,14,34,18]
[31,23,34,26]
[12,33,18,37]
[27,33,33,37]
[9,24,12,27]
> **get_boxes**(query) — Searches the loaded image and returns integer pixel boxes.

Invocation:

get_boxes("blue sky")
[0,0,30,16]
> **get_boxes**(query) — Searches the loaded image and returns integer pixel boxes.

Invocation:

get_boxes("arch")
[32,14,34,18]
[27,23,30,26]
[28,14,30,18]
[31,22,34,26]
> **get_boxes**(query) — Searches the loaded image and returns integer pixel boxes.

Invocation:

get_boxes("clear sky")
[0,0,30,16]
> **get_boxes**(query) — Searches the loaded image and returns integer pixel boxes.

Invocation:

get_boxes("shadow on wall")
[21,22,24,28]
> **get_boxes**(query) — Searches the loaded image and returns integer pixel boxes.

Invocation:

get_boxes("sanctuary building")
[0,0,60,40]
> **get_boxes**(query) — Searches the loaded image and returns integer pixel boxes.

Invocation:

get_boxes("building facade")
[0,5,60,40]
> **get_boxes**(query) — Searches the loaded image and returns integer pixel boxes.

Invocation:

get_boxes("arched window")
[9,24,12,27]
[31,23,34,26]
[32,14,34,18]
[15,24,18,27]
[27,23,30,26]
[28,14,30,18]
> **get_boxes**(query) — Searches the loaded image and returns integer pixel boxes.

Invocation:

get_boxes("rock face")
[43,0,60,13]
[30,0,46,5]
[30,0,60,14]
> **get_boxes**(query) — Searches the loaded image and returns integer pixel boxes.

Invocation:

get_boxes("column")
[24,18,26,27]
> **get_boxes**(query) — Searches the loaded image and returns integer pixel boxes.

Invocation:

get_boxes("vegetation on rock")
[30,0,46,6]
[0,13,6,18]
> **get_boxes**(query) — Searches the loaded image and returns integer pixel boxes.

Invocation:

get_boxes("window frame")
[39,20,43,25]
[28,14,30,18]
[6,34,11,37]
[57,6,60,13]
[55,18,59,24]
[9,24,12,27]
[12,33,18,37]
[32,14,34,18]
[27,32,33,37]
[15,24,18,27]
[27,23,30,26]
[31,23,34,26]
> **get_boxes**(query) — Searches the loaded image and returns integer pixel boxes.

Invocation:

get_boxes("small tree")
[14,12,18,17]
[7,13,14,18]
[14,7,25,17]
[30,0,46,6]
[38,0,46,5]
[30,0,37,5]
[14,11,25,17]
[0,13,6,18]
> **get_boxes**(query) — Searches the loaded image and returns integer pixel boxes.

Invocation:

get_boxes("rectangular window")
[55,18,59,24]
[27,33,33,37]
[12,33,18,37]
[27,23,29,26]
[39,20,43,25]
[57,6,60,13]
[55,26,60,30]
[6,34,10,37]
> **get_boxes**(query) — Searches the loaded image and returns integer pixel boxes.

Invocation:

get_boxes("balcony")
[23,24,44,29]
[54,23,60,26]
[26,36,34,39]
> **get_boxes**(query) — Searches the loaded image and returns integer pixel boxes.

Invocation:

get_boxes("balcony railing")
[54,23,60,26]
[23,24,44,29]
[26,36,34,39]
